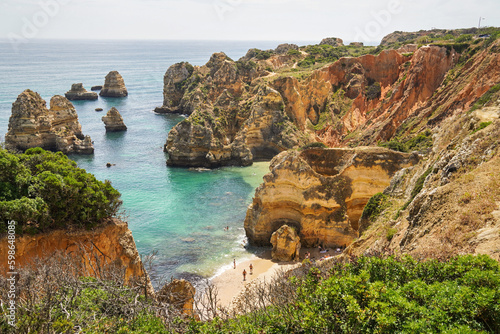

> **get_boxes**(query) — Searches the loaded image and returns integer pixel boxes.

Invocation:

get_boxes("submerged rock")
[5,90,94,154]
[102,107,127,132]
[65,83,98,101]
[270,225,301,261]
[100,71,128,97]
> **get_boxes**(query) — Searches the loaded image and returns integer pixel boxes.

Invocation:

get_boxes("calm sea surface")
[0,39,312,282]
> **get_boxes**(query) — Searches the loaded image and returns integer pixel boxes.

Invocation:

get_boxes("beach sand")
[212,247,342,308]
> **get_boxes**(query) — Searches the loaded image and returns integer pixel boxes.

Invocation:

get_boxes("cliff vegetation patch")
[0,147,122,234]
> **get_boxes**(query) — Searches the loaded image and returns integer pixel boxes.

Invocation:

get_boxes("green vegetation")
[361,192,389,222]
[190,254,500,333]
[287,49,301,56]
[472,121,493,134]
[470,83,500,112]
[386,227,398,241]
[379,130,433,153]
[0,148,121,234]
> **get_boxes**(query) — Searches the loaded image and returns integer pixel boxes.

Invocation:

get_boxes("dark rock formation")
[5,90,94,154]
[65,83,98,101]
[91,85,103,91]
[100,71,128,97]
[102,107,127,132]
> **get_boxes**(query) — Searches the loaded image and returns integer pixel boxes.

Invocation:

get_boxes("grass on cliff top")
[0,147,122,235]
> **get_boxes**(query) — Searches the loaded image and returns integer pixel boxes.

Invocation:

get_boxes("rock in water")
[91,85,102,91]
[102,107,127,132]
[157,279,196,317]
[64,83,98,101]
[5,90,94,154]
[154,62,193,114]
[270,225,301,262]
[100,71,128,97]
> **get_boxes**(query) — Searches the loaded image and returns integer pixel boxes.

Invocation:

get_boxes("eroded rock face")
[275,43,299,55]
[244,147,418,247]
[270,225,301,261]
[5,90,94,154]
[157,279,196,317]
[65,83,98,101]
[102,107,127,132]
[0,219,149,288]
[163,53,306,168]
[100,71,128,97]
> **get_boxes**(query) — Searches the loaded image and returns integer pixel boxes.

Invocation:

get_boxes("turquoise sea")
[0,39,313,283]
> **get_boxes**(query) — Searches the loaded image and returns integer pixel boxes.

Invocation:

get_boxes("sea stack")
[100,71,128,97]
[102,107,127,132]
[5,90,94,154]
[64,83,98,101]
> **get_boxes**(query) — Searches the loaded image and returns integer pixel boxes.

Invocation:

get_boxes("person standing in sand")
[233,259,236,269]
[249,263,253,275]
[243,269,247,281]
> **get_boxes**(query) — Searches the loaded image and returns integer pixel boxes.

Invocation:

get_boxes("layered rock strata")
[5,90,94,154]
[270,225,301,261]
[163,53,305,168]
[102,107,127,132]
[65,83,98,101]
[157,279,196,317]
[244,147,418,248]
[0,219,148,286]
[100,71,128,97]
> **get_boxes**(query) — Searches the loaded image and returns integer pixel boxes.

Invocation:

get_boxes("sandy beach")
[212,247,341,308]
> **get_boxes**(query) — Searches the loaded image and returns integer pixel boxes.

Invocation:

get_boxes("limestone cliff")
[0,219,147,285]
[163,52,306,168]
[5,90,94,154]
[100,71,128,97]
[244,147,418,247]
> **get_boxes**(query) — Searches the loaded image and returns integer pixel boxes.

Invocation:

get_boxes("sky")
[0,0,499,44]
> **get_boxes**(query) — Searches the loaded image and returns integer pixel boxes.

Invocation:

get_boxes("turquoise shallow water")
[0,39,315,281]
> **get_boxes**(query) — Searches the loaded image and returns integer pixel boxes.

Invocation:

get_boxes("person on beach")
[243,269,247,281]
[249,263,253,275]
[233,259,236,269]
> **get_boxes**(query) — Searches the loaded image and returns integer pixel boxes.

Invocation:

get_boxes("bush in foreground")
[0,147,122,234]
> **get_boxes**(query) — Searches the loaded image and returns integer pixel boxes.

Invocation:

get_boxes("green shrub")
[472,121,492,134]
[386,227,397,241]
[0,148,122,234]
[287,49,301,56]
[361,192,389,221]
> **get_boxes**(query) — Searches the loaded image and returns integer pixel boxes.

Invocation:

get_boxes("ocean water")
[0,39,311,282]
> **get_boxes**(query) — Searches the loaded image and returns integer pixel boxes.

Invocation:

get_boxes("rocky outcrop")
[320,37,344,47]
[270,225,301,261]
[102,107,127,132]
[91,85,102,91]
[163,52,306,168]
[0,219,148,286]
[157,279,196,317]
[275,43,299,55]
[100,71,128,97]
[245,147,418,248]
[5,90,94,154]
[65,83,98,101]
[155,62,194,114]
